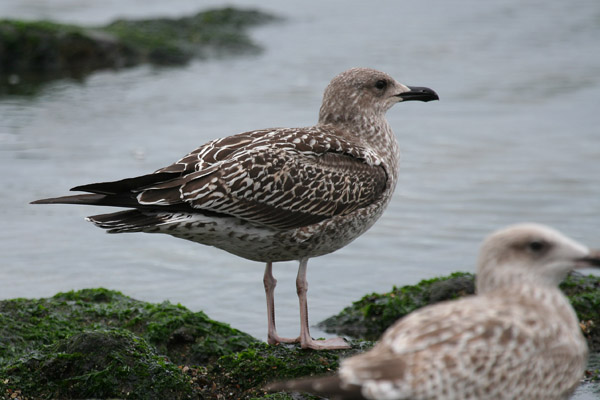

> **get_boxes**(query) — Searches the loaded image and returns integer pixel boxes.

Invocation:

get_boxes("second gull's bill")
[267,223,600,397]
[31,68,439,350]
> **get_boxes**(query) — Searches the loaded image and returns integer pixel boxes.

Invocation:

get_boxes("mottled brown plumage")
[31,68,438,349]
[267,224,599,397]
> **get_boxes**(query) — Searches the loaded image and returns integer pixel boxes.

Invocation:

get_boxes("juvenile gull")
[267,223,600,397]
[31,68,438,350]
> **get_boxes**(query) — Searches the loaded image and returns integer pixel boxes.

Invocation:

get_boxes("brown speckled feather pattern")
[83,123,395,262]
[137,127,388,231]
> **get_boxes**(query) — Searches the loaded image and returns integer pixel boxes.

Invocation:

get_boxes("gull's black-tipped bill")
[398,86,439,102]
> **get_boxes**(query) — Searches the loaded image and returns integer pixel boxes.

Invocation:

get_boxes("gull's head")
[476,223,600,293]
[318,68,438,125]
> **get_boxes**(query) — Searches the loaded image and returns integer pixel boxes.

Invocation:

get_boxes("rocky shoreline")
[0,8,279,95]
[1,273,598,399]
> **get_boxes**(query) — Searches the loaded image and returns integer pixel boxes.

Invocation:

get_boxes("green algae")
[318,272,475,340]
[1,329,194,399]
[0,288,256,369]
[201,341,373,399]
[103,7,279,64]
[2,272,597,399]
[558,273,600,352]
[1,288,358,399]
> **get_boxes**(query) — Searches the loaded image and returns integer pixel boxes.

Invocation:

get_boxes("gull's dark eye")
[374,80,387,90]
[527,240,547,253]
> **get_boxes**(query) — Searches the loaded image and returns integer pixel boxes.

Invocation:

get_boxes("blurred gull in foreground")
[267,223,600,399]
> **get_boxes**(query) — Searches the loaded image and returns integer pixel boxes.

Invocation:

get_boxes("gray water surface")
[1,2,600,396]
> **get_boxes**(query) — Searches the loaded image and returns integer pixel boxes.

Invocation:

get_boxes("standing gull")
[268,223,600,398]
[31,68,439,350]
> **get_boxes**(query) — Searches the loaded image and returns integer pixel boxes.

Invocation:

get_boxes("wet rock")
[0,287,256,368]
[2,272,597,399]
[0,287,368,399]
[0,8,280,95]
[318,272,475,341]
[200,341,374,399]
[1,329,194,399]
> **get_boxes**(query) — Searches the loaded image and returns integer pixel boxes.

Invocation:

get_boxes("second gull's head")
[476,223,600,292]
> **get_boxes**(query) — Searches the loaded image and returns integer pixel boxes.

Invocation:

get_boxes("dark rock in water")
[0,7,280,95]
[0,21,139,74]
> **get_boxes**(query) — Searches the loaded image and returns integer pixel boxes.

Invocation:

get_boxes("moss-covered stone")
[199,341,373,399]
[0,20,140,95]
[1,288,367,399]
[103,8,278,65]
[1,329,195,399]
[0,287,256,369]
[318,272,475,341]
[2,272,597,399]
[0,7,279,95]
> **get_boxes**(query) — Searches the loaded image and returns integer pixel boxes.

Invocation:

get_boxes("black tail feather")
[31,193,139,208]
[71,172,178,195]
[31,194,109,205]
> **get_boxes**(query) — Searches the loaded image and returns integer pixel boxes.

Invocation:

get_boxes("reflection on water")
[1,2,599,396]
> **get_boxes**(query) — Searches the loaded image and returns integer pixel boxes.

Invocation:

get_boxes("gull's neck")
[318,110,399,167]
[477,264,564,295]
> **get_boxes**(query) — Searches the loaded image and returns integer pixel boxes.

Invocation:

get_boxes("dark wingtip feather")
[70,172,178,195]
[31,194,107,205]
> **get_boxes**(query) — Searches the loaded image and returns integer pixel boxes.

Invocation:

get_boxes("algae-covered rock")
[1,274,597,399]
[199,341,374,399]
[103,8,278,65]
[0,7,279,95]
[0,20,139,72]
[1,329,195,399]
[2,288,368,399]
[0,287,256,368]
[318,272,475,341]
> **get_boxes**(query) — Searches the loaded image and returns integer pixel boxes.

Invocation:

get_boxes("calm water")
[1,1,600,396]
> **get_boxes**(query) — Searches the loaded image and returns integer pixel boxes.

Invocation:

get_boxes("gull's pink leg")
[296,258,350,350]
[263,262,300,345]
